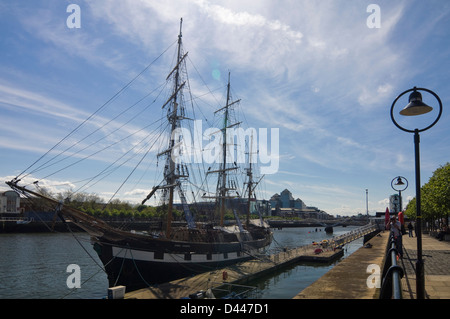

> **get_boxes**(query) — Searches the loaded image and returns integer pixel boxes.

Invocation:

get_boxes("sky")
[1,0,449,216]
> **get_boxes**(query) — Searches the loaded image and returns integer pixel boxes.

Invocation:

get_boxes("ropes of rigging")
[73,120,170,196]
[103,121,170,208]
[11,33,266,222]
[25,81,169,179]
[14,39,178,182]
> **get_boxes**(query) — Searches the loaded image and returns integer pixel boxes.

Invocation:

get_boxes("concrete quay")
[294,231,450,299]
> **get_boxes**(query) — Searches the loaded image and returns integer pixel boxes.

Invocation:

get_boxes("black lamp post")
[391,176,408,213]
[390,87,443,299]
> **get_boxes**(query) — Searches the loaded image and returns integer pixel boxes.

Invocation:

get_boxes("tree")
[405,163,450,229]
[426,163,450,215]
[405,198,414,219]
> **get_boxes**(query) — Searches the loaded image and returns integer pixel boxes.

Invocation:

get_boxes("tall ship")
[7,19,272,292]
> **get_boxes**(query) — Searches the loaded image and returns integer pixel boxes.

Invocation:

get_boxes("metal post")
[366,189,369,216]
[414,129,425,299]
[390,87,443,300]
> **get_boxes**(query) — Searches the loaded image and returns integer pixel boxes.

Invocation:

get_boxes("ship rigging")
[7,18,272,292]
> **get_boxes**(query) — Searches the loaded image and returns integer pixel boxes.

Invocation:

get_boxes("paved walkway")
[294,230,450,299]
[400,233,450,299]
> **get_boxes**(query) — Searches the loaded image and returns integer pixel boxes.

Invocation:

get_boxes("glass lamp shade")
[400,90,433,116]
[395,177,405,185]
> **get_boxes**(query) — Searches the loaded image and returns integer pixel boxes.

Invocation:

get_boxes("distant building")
[0,190,20,214]
[183,198,272,218]
[269,193,280,211]
[254,199,271,216]
[270,189,305,211]
[269,189,329,219]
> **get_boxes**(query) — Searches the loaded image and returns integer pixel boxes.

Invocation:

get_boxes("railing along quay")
[265,224,378,265]
[380,232,404,299]
[329,224,378,247]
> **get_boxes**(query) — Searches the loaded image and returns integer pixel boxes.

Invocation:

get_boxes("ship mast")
[246,133,254,228]
[219,73,231,226]
[164,18,184,237]
[245,135,265,228]
[141,18,195,235]
[205,72,241,226]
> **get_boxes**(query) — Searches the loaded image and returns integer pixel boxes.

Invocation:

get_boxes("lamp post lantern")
[391,176,408,213]
[390,87,443,299]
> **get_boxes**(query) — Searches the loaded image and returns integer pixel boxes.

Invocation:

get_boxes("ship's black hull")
[97,245,255,292]
[93,231,272,292]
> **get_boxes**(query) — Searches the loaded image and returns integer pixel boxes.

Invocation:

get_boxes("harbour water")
[0,232,108,299]
[253,226,363,298]
[0,226,362,299]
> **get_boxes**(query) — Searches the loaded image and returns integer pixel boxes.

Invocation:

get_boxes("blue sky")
[1,0,449,216]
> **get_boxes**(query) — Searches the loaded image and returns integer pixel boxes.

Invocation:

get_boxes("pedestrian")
[407,222,414,237]
[437,224,449,241]
[386,216,403,258]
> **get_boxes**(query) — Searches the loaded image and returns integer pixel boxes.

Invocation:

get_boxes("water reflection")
[247,226,363,298]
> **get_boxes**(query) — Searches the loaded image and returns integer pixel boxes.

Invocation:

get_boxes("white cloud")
[0,83,89,122]
[378,198,390,209]
[194,0,303,42]
[124,188,151,197]
[1,175,75,194]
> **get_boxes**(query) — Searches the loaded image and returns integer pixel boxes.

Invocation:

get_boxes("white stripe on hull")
[112,246,261,263]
